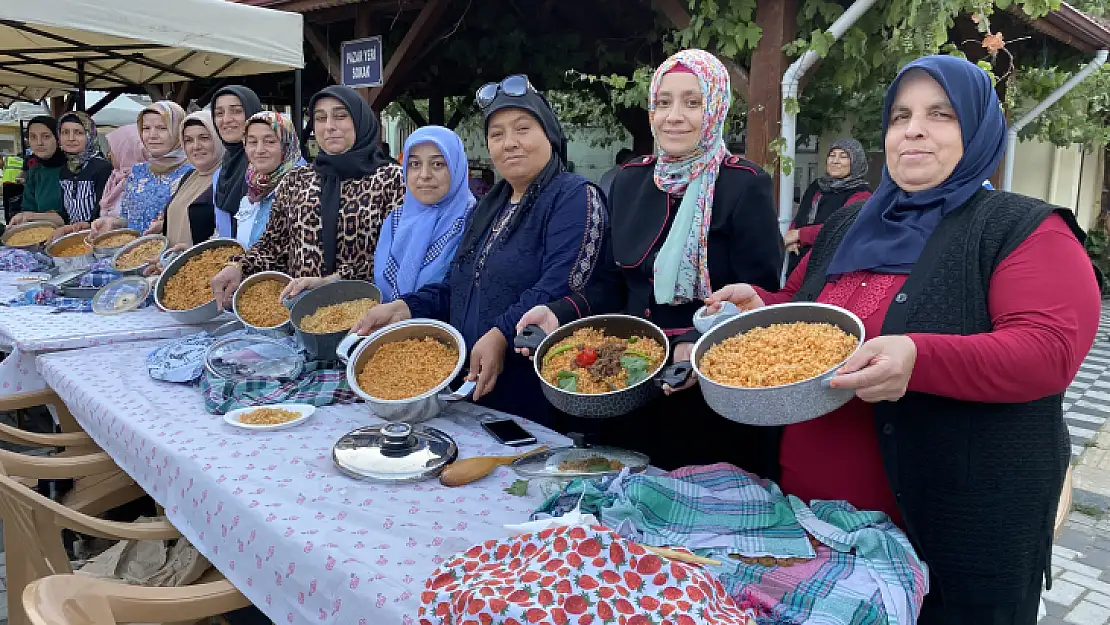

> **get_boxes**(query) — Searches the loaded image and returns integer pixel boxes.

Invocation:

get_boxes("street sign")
[341,36,383,88]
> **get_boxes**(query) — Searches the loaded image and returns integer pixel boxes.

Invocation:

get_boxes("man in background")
[599,147,634,201]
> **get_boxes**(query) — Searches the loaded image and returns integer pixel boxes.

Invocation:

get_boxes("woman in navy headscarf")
[708,55,1099,623]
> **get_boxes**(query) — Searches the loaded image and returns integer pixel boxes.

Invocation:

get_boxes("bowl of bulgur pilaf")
[233,271,293,333]
[691,302,864,426]
[224,404,315,430]
[336,319,471,423]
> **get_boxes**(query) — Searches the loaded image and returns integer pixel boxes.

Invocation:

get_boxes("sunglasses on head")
[476,74,533,109]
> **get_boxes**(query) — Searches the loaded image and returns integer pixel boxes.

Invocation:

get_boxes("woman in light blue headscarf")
[374,126,475,301]
[282,126,474,301]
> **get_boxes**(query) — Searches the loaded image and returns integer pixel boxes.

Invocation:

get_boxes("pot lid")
[511,444,649,480]
[203,335,304,380]
[91,276,151,315]
[332,423,458,483]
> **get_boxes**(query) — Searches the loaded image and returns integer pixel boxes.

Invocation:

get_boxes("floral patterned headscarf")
[648,49,732,305]
[244,111,302,203]
[137,101,189,175]
[58,111,99,174]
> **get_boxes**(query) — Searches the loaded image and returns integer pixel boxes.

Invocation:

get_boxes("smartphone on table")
[479,414,538,447]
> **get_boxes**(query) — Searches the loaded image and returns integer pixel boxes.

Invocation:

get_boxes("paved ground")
[1,313,1110,623]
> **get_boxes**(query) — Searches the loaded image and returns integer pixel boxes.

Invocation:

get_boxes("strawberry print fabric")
[418,524,754,625]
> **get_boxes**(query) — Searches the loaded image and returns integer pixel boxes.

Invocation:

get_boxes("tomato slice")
[575,347,599,367]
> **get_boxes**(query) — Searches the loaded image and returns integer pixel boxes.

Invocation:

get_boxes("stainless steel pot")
[110,234,169,276]
[691,302,865,426]
[90,228,141,260]
[153,238,242,324]
[513,314,691,419]
[336,319,474,423]
[0,220,55,253]
[232,271,293,335]
[45,231,95,274]
[288,279,382,360]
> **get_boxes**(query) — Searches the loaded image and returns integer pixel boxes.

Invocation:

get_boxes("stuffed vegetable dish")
[539,328,666,394]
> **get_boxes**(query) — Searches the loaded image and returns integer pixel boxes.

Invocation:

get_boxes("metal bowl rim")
[110,234,168,272]
[691,302,865,391]
[345,318,467,405]
[45,230,94,258]
[90,228,141,248]
[1,220,56,247]
[153,238,243,313]
[232,271,294,331]
[529,313,672,397]
[289,279,383,335]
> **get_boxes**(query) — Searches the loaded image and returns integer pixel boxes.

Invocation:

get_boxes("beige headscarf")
[163,110,225,247]
[137,101,189,175]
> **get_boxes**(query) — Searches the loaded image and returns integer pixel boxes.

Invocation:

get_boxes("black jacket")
[787,189,1080,606]
[550,155,783,342]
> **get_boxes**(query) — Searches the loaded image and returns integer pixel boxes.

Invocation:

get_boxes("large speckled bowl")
[691,302,865,426]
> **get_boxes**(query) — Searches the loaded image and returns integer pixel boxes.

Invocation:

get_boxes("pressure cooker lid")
[203,335,305,380]
[91,276,151,315]
[332,423,458,483]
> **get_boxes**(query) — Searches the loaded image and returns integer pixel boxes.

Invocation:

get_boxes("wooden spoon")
[439,446,548,487]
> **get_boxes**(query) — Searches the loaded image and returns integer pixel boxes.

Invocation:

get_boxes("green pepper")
[543,344,575,365]
[627,336,639,344]
[624,349,650,359]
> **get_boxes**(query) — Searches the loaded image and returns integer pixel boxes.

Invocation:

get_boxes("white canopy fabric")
[0,0,304,104]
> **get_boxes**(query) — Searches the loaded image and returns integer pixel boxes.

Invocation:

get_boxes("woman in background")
[98,124,146,221]
[51,112,112,237]
[11,116,67,227]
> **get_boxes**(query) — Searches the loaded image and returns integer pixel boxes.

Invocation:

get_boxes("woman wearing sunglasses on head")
[352,75,608,426]
[514,50,783,471]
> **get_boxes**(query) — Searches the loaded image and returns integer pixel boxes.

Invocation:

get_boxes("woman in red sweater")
[708,55,1100,624]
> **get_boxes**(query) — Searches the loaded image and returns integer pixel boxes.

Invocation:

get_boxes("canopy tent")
[0,0,304,105]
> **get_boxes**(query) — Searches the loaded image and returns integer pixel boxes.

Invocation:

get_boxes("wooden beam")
[650,0,750,99]
[428,91,445,126]
[85,88,127,116]
[355,6,373,102]
[445,102,470,129]
[397,100,427,127]
[143,85,164,101]
[745,0,797,170]
[304,24,342,84]
[172,82,194,108]
[366,0,449,110]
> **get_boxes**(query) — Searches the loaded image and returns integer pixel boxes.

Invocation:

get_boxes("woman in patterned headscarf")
[50,111,113,239]
[785,138,873,275]
[234,111,305,248]
[514,49,783,469]
[91,101,193,237]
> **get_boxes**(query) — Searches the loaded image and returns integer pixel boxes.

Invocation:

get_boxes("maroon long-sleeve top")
[755,213,1101,524]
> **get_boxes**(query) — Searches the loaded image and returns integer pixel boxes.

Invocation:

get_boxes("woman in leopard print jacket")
[210,86,404,308]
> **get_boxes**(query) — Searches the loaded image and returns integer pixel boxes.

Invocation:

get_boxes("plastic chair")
[23,575,248,625]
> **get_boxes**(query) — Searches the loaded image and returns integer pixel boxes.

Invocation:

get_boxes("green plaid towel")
[200,360,360,414]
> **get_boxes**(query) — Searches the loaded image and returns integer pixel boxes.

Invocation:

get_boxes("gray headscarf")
[817,138,868,193]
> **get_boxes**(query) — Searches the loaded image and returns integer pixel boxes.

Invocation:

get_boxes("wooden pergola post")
[354,6,373,103]
[745,0,798,171]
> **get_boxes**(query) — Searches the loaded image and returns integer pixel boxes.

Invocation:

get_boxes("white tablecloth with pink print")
[0,271,223,395]
[38,339,569,625]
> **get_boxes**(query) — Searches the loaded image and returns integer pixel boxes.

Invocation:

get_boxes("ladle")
[439,446,548,487]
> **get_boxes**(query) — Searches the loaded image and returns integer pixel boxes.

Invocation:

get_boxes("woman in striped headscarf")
[91,101,193,237]
[49,111,113,239]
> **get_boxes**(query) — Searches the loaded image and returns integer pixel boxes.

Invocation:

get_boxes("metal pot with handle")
[513,314,691,419]
[336,319,475,423]
[287,279,382,361]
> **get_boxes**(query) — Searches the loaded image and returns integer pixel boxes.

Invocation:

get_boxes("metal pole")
[1003,49,1108,191]
[76,60,86,112]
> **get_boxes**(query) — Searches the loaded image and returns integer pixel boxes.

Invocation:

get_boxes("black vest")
[792,190,1079,602]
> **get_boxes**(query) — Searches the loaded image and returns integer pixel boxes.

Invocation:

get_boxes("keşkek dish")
[298,299,378,334]
[539,328,665,394]
[161,245,243,310]
[356,337,457,400]
[237,280,289,328]
[6,227,53,247]
[50,238,92,257]
[95,232,138,248]
[237,407,300,425]
[700,322,857,388]
[114,240,164,271]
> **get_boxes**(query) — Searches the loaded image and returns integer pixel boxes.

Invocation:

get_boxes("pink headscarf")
[99,124,147,218]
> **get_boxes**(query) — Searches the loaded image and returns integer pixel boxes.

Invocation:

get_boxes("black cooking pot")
[287,279,382,361]
[514,314,691,419]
